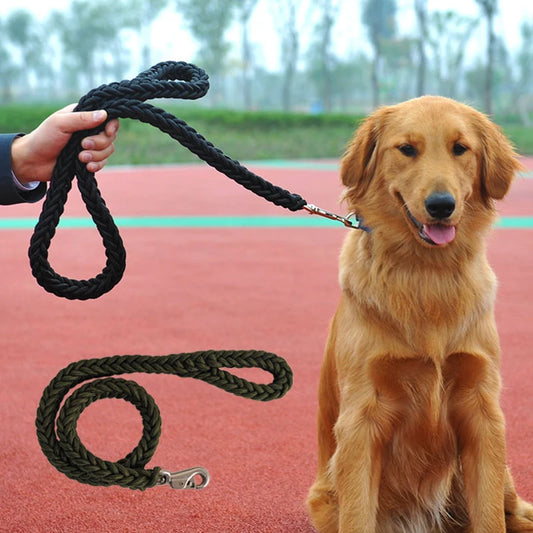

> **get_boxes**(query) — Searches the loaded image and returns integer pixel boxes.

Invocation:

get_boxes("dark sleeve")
[0,133,46,205]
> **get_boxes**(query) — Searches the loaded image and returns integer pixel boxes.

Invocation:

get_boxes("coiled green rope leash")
[36,351,292,490]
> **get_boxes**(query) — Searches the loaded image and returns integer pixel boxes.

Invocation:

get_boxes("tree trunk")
[241,18,252,109]
[280,3,298,111]
[322,11,334,112]
[282,64,294,111]
[485,10,495,115]
[415,0,427,96]
[371,54,379,108]
[371,39,381,108]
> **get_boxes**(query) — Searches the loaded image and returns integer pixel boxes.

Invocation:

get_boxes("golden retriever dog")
[307,96,533,532]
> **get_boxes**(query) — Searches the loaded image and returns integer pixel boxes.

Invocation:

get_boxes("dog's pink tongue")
[424,224,456,245]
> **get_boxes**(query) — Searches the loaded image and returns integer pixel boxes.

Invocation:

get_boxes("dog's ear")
[341,107,389,197]
[475,113,523,201]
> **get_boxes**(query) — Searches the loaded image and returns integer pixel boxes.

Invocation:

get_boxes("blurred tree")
[475,0,498,115]
[0,18,18,100]
[515,21,533,125]
[128,0,170,69]
[176,0,238,103]
[4,10,51,97]
[380,37,417,103]
[307,0,340,112]
[464,36,511,113]
[253,67,283,108]
[51,0,135,92]
[272,0,308,111]
[331,53,372,110]
[414,0,428,96]
[426,11,478,99]
[236,0,259,109]
[362,0,397,108]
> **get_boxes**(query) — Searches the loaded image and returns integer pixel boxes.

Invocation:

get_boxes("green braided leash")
[36,350,292,490]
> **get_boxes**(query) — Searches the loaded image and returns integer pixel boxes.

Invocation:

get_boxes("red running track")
[0,159,532,532]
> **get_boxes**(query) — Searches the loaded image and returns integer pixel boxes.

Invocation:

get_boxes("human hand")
[11,104,119,184]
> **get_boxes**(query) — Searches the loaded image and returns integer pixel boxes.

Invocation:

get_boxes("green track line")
[1,215,532,230]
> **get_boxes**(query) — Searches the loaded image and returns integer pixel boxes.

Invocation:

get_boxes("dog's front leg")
[459,402,506,532]
[448,356,507,532]
[331,392,394,533]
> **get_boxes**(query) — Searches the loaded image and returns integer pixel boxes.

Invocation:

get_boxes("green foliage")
[503,126,533,157]
[161,105,361,128]
[0,103,60,133]
[0,105,531,168]
[111,106,363,164]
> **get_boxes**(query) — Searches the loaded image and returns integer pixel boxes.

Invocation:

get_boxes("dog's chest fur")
[370,356,470,532]
[338,231,498,360]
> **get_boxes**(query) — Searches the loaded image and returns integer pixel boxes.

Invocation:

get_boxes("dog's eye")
[453,143,468,156]
[398,144,417,157]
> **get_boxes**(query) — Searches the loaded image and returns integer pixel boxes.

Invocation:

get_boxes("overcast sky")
[0,0,531,71]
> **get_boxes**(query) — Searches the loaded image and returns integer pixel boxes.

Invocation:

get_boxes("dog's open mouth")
[401,199,456,246]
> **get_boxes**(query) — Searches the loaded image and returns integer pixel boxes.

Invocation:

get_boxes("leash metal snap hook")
[303,204,364,230]
[158,467,210,489]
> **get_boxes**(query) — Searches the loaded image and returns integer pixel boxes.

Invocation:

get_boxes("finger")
[105,119,120,137]
[81,129,117,151]
[81,120,119,151]
[79,143,115,164]
[86,158,108,173]
[81,134,112,151]
[92,142,115,162]
[53,109,109,135]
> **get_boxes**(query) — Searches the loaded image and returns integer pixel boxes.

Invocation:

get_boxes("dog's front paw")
[307,483,339,533]
[506,500,533,532]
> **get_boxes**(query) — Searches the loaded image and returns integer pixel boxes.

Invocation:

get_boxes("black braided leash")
[31,61,305,490]
[29,61,309,301]
[36,351,292,490]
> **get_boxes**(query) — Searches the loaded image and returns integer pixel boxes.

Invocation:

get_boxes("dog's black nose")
[425,192,455,219]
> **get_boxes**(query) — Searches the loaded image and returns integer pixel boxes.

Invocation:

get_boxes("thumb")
[52,106,108,134]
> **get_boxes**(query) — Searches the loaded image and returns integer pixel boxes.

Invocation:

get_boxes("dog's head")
[341,96,522,249]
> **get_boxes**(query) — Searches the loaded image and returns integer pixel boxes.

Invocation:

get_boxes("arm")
[0,133,46,205]
[1,105,119,206]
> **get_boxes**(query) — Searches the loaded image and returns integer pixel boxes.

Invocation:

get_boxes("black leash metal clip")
[158,467,210,489]
[303,203,365,230]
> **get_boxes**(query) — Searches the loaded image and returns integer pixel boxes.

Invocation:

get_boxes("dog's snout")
[425,192,455,220]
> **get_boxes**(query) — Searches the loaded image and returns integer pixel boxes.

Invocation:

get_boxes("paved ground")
[0,158,531,532]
